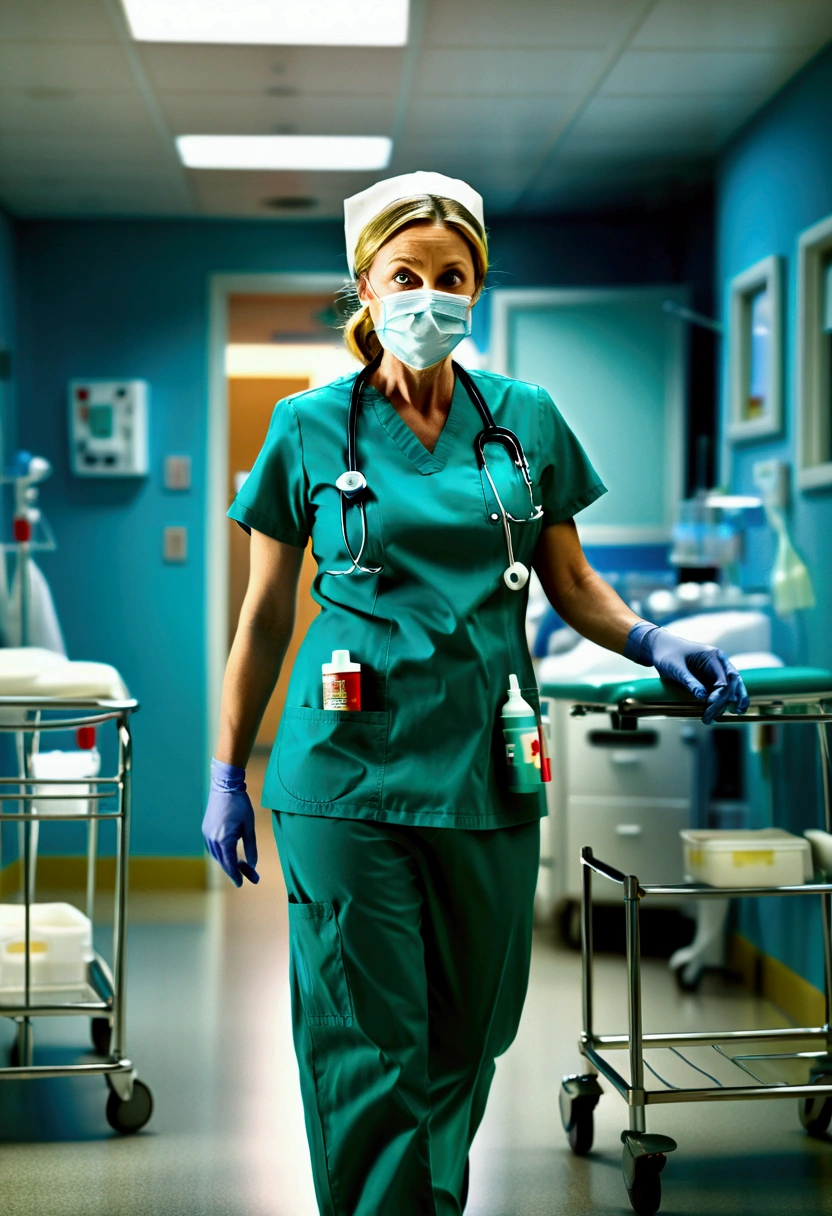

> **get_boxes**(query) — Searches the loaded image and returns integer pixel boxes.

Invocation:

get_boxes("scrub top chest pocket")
[274,706,389,808]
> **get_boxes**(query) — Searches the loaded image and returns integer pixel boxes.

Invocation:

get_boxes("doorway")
[207,273,355,760]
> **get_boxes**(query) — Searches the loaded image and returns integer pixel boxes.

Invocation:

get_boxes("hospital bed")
[542,667,832,1216]
[0,649,153,1134]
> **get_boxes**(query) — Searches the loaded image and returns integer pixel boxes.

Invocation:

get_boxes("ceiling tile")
[413,48,606,95]
[632,0,832,50]
[187,167,390,220]
[423,0,644,49]
[0,179,191,217]
[0,40,137,89]
[0,0,118,42]
[573,93,765,145]
[600,47,814,95]
[0,91,163,137]
[158,92,395,137]
[140,44,403,96]
[404,95,571,142]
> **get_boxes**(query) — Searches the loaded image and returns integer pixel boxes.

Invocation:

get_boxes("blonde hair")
[343,195,488,365]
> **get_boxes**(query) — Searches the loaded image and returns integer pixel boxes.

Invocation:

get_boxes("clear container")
[681,828,813,888]
[0,902,92,990]
[31,748,100,816]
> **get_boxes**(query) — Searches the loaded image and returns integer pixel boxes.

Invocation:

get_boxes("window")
[797,214,832,490]
[728,255,782,442]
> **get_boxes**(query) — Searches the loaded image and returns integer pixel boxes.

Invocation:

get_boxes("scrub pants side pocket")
[288,901,354,1027]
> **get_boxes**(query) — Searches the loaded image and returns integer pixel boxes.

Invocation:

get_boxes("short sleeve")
[227,398,309,547]
[536,388,607,525]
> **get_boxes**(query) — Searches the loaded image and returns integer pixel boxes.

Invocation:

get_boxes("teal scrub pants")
[272,812,541,1216]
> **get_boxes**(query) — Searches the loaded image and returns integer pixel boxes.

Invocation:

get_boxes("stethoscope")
[327,353,543,590]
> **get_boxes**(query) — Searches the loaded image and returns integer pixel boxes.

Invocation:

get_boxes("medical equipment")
[327,356,542,590]
[322,650,361,711]
[551,667,832,1216]
[0,452,61,650]
[0,683,152,1135]
[68,379,149,477]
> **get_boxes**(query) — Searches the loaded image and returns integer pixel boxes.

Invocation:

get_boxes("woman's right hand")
[202,758,259,887]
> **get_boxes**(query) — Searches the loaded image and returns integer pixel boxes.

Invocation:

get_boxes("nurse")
[203,171,748,1216]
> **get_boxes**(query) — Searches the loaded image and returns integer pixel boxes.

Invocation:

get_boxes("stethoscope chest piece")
[504,561,530,591]
[336,470,367,499]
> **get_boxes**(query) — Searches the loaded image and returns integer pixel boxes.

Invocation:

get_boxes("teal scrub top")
[228,368,606,829]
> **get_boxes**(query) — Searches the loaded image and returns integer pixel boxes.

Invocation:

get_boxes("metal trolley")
[544,667,832,1216]
[0,694,153,1134]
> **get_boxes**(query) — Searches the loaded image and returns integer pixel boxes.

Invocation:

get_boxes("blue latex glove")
[625,622,750,725]
[202,758,259,887]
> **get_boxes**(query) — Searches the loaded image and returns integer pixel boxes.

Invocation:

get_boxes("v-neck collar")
[364,374,464,475]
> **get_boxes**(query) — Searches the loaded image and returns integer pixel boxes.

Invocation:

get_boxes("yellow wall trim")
[730,932,825,1026]
[0,856,208,895]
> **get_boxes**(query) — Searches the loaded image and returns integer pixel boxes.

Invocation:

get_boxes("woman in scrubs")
[203,172,747,1216]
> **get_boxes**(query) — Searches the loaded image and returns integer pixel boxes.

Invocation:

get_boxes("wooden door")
[227,376,319,748]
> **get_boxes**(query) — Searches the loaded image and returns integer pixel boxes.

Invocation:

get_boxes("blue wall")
[716,43,832,990]
[14,206,709,858]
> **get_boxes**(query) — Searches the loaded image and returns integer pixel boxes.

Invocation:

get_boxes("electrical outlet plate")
[164,455,192,491]
[163,526,187,563]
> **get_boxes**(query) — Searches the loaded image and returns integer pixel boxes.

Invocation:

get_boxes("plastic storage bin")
[31,748,100,816]
[0,903,92,990]
[681,829,813,889]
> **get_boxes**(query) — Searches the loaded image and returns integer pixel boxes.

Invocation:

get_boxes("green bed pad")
[540,666,832,706]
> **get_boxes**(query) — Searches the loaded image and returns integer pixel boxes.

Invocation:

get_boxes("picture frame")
[727,254,783,442]
[797,212,832,490]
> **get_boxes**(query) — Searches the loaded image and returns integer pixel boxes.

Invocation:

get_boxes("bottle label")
[323,671,361,711]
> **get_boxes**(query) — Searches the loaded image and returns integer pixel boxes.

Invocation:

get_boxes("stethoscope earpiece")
[503,562,529,591]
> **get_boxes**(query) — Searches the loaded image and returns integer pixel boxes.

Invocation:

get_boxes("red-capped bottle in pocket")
[322,650,362,711]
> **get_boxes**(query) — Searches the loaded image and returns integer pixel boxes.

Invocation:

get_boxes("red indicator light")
[76,387,89,400]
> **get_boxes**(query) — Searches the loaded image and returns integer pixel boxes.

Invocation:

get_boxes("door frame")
[488,286,688,545]
[206,272,349,768]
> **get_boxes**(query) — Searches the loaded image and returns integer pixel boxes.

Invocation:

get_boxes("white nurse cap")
[344,171,484,276]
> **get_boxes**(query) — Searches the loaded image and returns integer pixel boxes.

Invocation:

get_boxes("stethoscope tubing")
[327,356,542,583]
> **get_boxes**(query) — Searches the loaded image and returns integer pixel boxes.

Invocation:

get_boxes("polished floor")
[1,760,831,1215]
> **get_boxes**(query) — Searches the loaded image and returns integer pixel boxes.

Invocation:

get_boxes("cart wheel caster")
[626,1153,665,1216]
[799,1074,832,1137]
[560,1074,603,1156]
[105,1079,153,1134]
[91,1018,112,1057]
[622,1132,676,1216]
[568,1105,595,1155]
[461,1155,470,1211]
[673,964,702,994]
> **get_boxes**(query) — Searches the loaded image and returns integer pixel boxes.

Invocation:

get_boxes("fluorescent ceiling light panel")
[177,135,392,171]
[122,0,409,46]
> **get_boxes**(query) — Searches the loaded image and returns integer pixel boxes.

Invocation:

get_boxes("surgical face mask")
[370,286,472,370]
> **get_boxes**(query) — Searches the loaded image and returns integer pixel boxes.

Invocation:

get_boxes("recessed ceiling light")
[122,0,409,46]
[176,135,392,172]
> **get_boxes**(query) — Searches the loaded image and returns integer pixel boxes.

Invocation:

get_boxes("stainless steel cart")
[542,667,832,1216]
[0,694,153,1134]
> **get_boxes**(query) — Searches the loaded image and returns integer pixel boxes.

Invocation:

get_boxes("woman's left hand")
[626,623,750,725]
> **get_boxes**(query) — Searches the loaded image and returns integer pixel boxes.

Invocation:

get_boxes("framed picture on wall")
[797,212,832,490]
[728,254,783,442]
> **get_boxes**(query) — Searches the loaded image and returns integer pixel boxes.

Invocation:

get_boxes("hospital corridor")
[3,1,832,1214]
